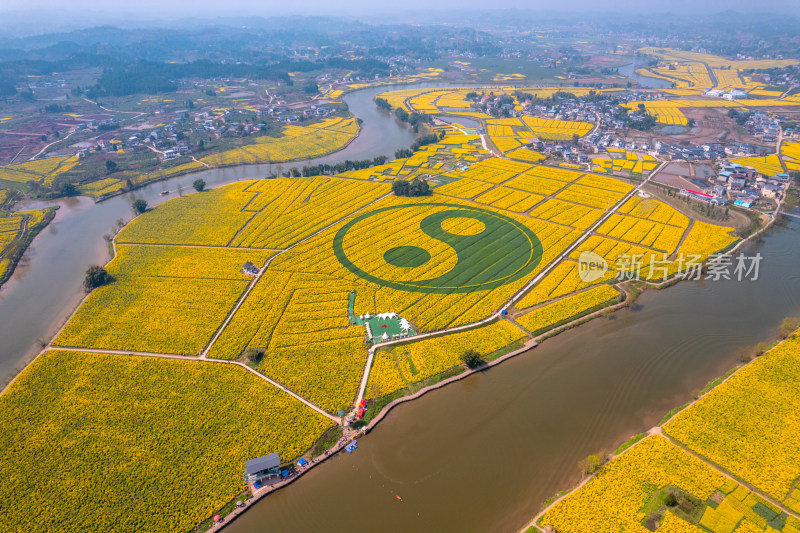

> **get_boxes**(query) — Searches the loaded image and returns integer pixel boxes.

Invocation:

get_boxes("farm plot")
[54,245,275,354]
[208,271,368,414]
[664,334,800,503]
[782,142,800,171]
[366,319,527,397]
[0,208,55,285]
[456,157,531,184]
[540,435,729,533]
[0,350,331,533]
[474,186,545,213]
[119,177,389,248]
[597,213,687,254]
[520,116,593,140]
[556,183,627,209]
[529,199,604,230]
[515,260,615,309]
[0,155,78,186]
[515,285,620,335]
[200,117,359,166]
[729,155,784,176]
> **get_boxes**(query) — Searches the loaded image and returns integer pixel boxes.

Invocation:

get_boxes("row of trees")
[391,177,430,197]
[395,131,446,159]
[296,156,389,177]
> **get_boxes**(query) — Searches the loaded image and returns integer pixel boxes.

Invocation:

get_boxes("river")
[0,79,581,382]
[616,55,672,89]
[2,80,798,532]
[222,217,800,533]
[0,84,421,386]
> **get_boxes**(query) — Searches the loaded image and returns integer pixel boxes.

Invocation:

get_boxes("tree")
[84,265,110,292]
[779,317,800,339]
[664,492,678,507]
[392,177,430,197]
[132,199,148,215]
[460,349,484,369]
[192,178,206,192]
[391,179,410,197]
[105,160,117,174]
[243,347,264,363]
[58,183,79,197]
[409,177,430,196]
[579,453,604,476]
[302,80,319,95]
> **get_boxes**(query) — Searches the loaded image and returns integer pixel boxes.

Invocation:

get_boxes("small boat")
[160,190,169,196]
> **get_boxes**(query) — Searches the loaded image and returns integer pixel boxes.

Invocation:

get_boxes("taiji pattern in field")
[333,203,543,293]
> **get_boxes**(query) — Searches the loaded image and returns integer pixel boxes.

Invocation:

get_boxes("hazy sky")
[0,0,799,37]
[2,0,800,16]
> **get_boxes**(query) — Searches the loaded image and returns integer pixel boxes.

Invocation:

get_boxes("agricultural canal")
[1,79,798,532]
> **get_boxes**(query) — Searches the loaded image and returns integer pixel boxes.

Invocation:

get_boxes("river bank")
[211,194,777,531]
[218,206,799,533]
[524,303,800,532]
[0,83,427,388]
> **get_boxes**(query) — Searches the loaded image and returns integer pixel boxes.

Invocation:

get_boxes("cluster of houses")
[704,88,749,100]
[744,112,786,143]
[25,79,66,89]
[680,161,790,208]
[76,117,118,131]
[255,104,335,124]
[76,124,191,160]
[710,162,790,207]
[647,140,772,161]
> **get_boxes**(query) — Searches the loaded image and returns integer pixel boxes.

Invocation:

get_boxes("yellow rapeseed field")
[541,435,727,533]
[54,245,274,354]
[516,285,620,334]
[366,319,527,396]
[665,334,800,502]
[0,350,331,533]
[200,117,358,166]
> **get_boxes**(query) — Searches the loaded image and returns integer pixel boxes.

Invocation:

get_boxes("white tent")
[399,318,411,332]
[381,332,389,341]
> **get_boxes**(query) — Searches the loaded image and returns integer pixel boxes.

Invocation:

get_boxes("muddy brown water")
[224,217,800,533]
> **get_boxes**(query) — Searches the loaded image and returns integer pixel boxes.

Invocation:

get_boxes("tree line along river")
[2,78,797,533]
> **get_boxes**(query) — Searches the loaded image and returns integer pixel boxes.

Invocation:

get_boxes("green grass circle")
[384,246,431,268]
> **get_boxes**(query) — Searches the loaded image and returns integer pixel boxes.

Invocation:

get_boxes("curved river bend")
[0,84,421,383]
[1,80,797,532]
